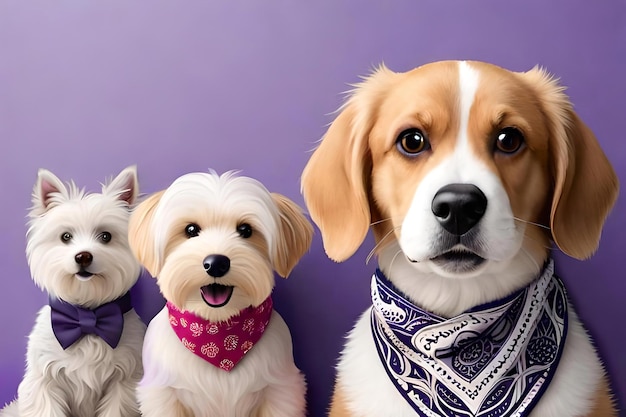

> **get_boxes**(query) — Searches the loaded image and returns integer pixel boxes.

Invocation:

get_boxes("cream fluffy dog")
[1,166,145,417]
[129,171,312,417]
[302,61,618,417]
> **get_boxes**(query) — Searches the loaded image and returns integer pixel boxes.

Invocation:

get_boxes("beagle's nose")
[203,254,230,278]
[431,184,487,236]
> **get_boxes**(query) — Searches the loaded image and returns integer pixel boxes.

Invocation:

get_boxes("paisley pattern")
[167,297,273,372]
[370,260,568,416]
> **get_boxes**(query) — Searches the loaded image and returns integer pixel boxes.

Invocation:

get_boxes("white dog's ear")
[271,193,313,278]
[521,67,619,260]
[103,165,139,206]
[301,65,396,262]
[128,190,165,277]
[31,169,69,214]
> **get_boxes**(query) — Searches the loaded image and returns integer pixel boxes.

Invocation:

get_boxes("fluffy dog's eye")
[60,232,72,243]
[495,127,524,154]
[98,232,112,244]
[185,223,201,238]
[396,128,430,156]
[237,223,253,238]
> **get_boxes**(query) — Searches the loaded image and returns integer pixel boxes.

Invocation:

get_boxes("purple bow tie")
[49,292,133,350]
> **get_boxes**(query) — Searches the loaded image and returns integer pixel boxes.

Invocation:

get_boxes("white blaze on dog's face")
[129,172,313,323]
[302,60,617,316]
[379,62,552,278]
[26,166,141,308]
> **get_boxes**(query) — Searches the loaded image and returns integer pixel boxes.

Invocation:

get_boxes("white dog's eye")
[237,223,253,239]
[98,231,112,244]
[185,223,201,238]
[60,232,72,243]
[396,128,430,156]
[495,127,525,154]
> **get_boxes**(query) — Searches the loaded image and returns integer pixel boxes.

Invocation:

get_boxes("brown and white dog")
[301,61,618,417]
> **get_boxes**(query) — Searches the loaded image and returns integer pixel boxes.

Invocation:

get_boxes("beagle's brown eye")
[397,128,429,156]
[495,127,524,154]
[185,223,201,238]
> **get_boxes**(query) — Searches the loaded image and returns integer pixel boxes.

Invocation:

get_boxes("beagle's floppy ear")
[271,193,314,277]
[522,67,619,260]
[128,190,166,276]
[301,65,396,262]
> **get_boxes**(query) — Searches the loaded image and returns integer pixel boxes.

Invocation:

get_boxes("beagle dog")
[301,61,618,417]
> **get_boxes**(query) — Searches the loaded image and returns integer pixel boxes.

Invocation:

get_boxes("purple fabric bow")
[49,292,132,350]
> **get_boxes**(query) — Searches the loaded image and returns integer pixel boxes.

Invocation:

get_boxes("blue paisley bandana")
[370,260,567,417]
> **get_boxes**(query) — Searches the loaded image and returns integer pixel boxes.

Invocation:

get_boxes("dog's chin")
[75,271,95,282]
[410,249,488,278]
[180,286,261,323]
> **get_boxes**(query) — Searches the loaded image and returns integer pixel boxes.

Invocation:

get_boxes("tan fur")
[271,193,314,277]
[302,61,619,416]
[128,190,165,277]
[327,386,354,417]
[518,68,619,260]
[585,376,617,417]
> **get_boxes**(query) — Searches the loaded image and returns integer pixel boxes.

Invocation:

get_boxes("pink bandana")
[166,297,273,372]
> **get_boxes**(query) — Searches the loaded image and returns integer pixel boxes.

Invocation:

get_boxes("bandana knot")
[49,291,133,350]
[370,259,567,417]
[167,297,273,372]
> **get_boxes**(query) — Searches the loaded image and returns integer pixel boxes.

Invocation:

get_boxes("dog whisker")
[388,249,405,278]
[520,246,541,273]
[365,225,401,265]
[513,217,551,231]
[369,217,397,227]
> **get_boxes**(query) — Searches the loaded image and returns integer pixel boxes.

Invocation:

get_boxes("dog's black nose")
[203,254,231,278]
[431,184,487,236]
[74,251,93,267]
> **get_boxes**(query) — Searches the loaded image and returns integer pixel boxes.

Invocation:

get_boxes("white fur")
[139,308,305,417]
[332,62,606,416]
[135,171,307,417]
[336,303,603,417]
[1,166,145,417]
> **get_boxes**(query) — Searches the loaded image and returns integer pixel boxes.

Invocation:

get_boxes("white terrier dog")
[128,171,312,417]
[1,166,145,417]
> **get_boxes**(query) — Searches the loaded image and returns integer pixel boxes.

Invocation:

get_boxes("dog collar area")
[166,296,273,372]
[49,291,133,350]
[370,260,568,417]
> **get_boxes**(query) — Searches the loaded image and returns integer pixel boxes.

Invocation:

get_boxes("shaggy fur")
[128,171,313,417]
[1,166,145,417]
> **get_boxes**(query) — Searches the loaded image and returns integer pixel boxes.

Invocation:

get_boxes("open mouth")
[75,270,94,282]
[200,284,234,308]
[430,249,486,273]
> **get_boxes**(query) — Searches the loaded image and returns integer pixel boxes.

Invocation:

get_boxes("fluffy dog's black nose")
[74,251,93,267]
[203,254,230,278]
[431,184,487,236]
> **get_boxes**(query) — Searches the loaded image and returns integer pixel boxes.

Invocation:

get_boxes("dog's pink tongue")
[200,284,233,307]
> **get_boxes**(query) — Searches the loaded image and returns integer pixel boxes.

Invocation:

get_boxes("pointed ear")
[301,65,395,262]
[521,67,619,259]
[271,193,313,278]
[103,165,139,206]
[31,169,69,214]
[128,190,165,277]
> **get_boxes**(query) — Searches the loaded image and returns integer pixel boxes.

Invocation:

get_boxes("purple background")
[1,1,624,416]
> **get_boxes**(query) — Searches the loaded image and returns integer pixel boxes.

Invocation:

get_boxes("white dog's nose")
[203,254,230,278]
[75,251,93,267]
[431,184,487,236]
